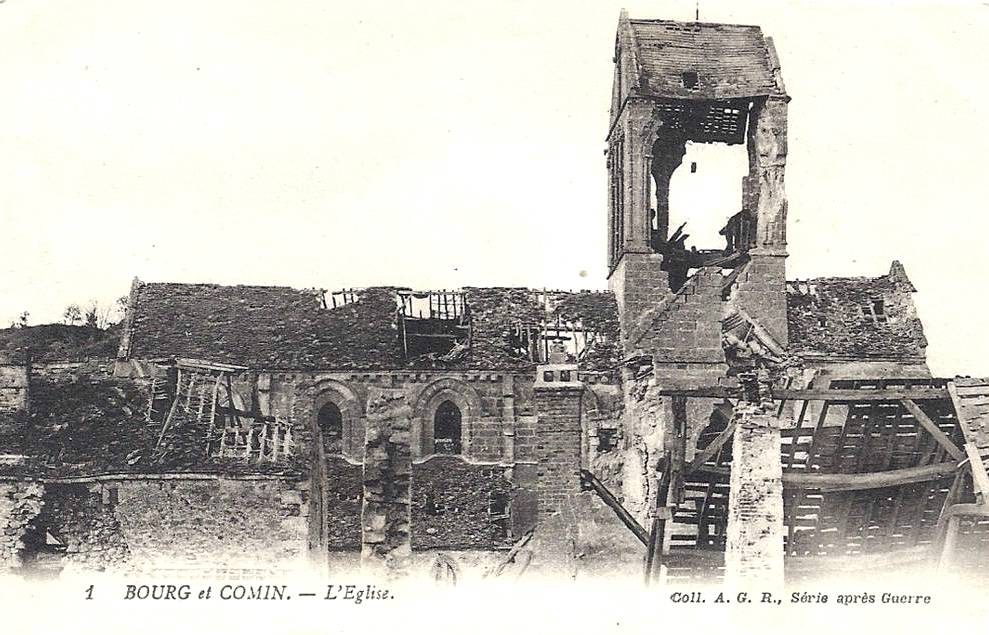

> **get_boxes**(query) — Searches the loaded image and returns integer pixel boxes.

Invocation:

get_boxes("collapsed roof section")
[120,280,621,373]
[786,262,928,362]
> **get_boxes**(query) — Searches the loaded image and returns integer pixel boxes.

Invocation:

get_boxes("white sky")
[0,0,986,376]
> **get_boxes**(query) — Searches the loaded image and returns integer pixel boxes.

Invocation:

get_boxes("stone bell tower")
[606,11,790,346]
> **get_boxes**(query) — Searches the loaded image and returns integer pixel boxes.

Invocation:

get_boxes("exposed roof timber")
[654,386,951,401]
[696,460,959,492]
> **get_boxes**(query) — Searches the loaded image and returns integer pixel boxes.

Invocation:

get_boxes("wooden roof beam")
[695,461,959,492]
[655,386,950,401]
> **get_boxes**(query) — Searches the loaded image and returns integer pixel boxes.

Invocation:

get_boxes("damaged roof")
[0,364,304,478]
[123,281,621,372]
[625,18,784,100]
[786,263,927,361]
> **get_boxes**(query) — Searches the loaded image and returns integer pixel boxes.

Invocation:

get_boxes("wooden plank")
[695,462,959,491]
[947,381,980,445]
[205,374,221,456]
[901,399,965,461]
[644,461,672,584]
[686,422,736,473]
[787,545,931,573]
[777,387,949,402]
[855,402,880,472]
[964,443,989,500]
[653,387,951,401]
[579,469,648,547]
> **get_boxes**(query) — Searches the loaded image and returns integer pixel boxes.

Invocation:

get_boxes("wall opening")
[318,401,344,454]
[433,400,462,455]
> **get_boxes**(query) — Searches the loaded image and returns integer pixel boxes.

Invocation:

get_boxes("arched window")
[433,400,462,455]
[318,401,344,454]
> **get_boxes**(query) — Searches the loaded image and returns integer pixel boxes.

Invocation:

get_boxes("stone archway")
[310,379,363,458]
[411,378,482,458]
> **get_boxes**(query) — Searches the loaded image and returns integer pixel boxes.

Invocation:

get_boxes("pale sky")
[0,0,986,376]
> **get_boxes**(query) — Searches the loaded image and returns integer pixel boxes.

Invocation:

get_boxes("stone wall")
[619,360,728,525]
[609,252,670,342]
[110,478,308,574]
[0,481,43,570]
[360,389,412,573]
[411,456,512,550]
[28,483,129,572]
[0,363,29,421]
[324,457,362,551]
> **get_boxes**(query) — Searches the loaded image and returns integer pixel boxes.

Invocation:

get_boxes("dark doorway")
[318,401,344,454]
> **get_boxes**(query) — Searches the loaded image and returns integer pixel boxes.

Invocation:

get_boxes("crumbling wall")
[0,481,44,570]
[361,389,412,574]
[0,363,29,422]
[620,369,668,523]
[724,402,783,588]
[786,268,927,362]
[112,478,308,574]
[325,457,362,551]
[411,456,512,550]
[34,483,130,572]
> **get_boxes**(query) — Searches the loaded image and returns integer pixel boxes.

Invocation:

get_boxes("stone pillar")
[724,402,784,589]
[530,363,584,577]
[650,135,687,246]
[360,388,412,576]
[747,96,788,251]
[736,95,790,345]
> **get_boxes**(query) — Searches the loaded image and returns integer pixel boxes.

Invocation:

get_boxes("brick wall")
[732,254,788,346]
[724,405,784,588]
[532,386,583,517]
[609,252,669,347]
[629,268,725,365]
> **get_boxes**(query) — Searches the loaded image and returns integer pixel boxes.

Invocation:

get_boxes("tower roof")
[621,17,786,101]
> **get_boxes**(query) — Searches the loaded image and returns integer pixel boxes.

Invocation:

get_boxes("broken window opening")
[328,289,360,308]
[650,135,750,293]
[511,320,604,363]
[871,299,887,324]
[398,290,470,362]
[597,427,620,452]
[318,401,344,455]
[681,71,699,89]
[433,400,462,455]
[489,491,510,539]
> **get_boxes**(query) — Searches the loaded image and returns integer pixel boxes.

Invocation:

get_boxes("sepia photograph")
[1,1,987,632]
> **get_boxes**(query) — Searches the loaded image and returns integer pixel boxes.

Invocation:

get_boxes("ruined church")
[2,12,987,584]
